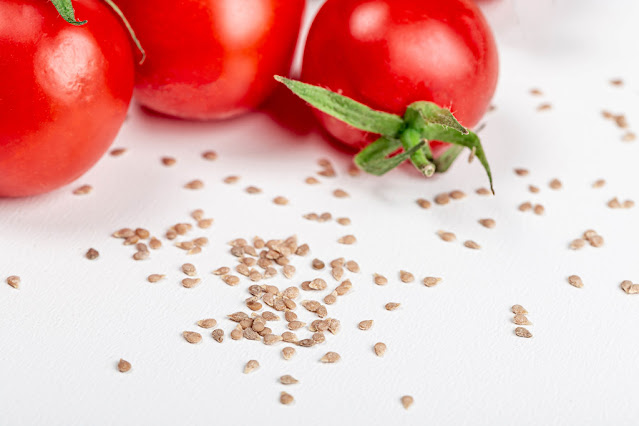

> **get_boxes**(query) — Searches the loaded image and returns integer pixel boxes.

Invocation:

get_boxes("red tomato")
[301,0,498,157]
[0,0,134,197]
[118,0,306,120]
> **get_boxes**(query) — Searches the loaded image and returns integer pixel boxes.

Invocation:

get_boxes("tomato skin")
[0,0,134,197]
[301,0,498,155]
[118,0,306,120]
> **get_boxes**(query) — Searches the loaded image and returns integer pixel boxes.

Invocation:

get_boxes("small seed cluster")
[602,110,635,142]
[511,305,532,338]
[607,197,635,209]
[569,229,604,250]
[437,230,482,250]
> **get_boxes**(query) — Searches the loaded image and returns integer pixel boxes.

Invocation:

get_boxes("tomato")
[118,0,306,120]
[301,0,498,157]
[0,0,134,197]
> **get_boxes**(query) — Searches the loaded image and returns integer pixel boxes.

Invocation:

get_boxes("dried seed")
[519,202,532,212]
[161,157,176,166]
[183,331,202,344]
[305,176,320,185]
[298,338,315,347]
[312,332,325,344]
[123,235,140,246]
[228,312,248,323]
[193,237,208,247]
[175,240,195,250]
[336,217,351,226]
[319,212,332,222]
[251,317,266,332]
[335,279,352,295]
[184,179,204,190]
[312,258,325,270]
[295,244,310,256]
[110,147,127,157]
[244,360,260,374]
[280,375,298,385]
[191,209,204,221]
[533,204,545,215]
[437,230,456,242]
[320,352,341,363]
[182,263,196,276]
[261,311,279,322]
[247,300,263,311]
[529,185,540,193]
[280,392,294,405]
[610,79,623,86]
[283,287,299,300]
[149,237,162,249]
[514,327,533,338]
[511,305,528,315]
[85,248,99,260]
[133,251,149,261]
[583,230,598,241]
[282,347,296,360]
[569,239,586,250]
[514,168,529,176]
[416,198,432,209]
[273,196,289,205]
[327,318,340,335]
[245,186,262,194]
[288,321,306,331]
[282,332,298,343]
[309,278,327,290]
[621,280,638,294]
[513,314,532,325]
[434,193,450,205]
[476,187,491,195]
[182,278,201,288]
[211,329,224,342]
[6,275,20,289]
[401,396,414,410]
[197,319,217,329]
[343,260,359,273]
[304,213,319,221]
[280,264,295,279]
[589,235,604,248]
[72,184,92,195]
[338,235,357,245]
[248,270,262,282]
[324,292,337,305]
[449,190,466,200]
[549,178,562,190]
[592,179,606,188]
[284,311,297,322]
[333,189,349,198]
[187,246,202,255]
[385,302,400,311]
[568,275,584,288]
[374,342,387,357]
[464,240,481,250]
[399,270,415,283]
[358,320,373,330]
[117,359,131,373]
[165,229,177,240]
[202,150,217,161]
[316,306,328,318]
[302,300,321,312]
[478,218,496,229]
[537,103,552,111]
[423,277,442,287]
[622,131,636,142]
[112,228,134,238]
[264,334,283,345]
[136,243,149,253]
[332,266,344,281]
[147,274,165,283]
[230,326,243,340]
[213,267,230,276]
[222,275,240,286]
[374,274,388,286]
[530,88,543,96]
[623,200,635,209]
[608,197,622,209]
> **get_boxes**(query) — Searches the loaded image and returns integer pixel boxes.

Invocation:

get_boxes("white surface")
[1,1,638,425]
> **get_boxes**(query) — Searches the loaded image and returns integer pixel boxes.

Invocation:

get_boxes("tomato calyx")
[51,0,146,64]
[275,76,494,193]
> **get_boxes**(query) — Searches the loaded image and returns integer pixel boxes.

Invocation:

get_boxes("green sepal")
[354,137,425,176]
[51,0,87,25]
[433,145,464,173]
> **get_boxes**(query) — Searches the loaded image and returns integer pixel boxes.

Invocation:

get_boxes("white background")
[1,0,638,424]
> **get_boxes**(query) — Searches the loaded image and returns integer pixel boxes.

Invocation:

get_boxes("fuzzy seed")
[182,263,196,276]
[332,266,344,281]
[282,265,295,279]
[282,347,296,360]
[514,327,533,338]
[533,204,545,215]
[161,157,176,166]
[622,131,636,142]
[312,258,325,270]
[416,198,432,209]
[182,278,201,288]
[514,168,529,176]
[529,185,540,193]
[309,278,327,290]
[345,260,360,273]
[110,147,127,157]
[478,218,496,229]
[184,179,204,190]
[464,240,481,250]
[196,319,217,329]
[437,230,456,242]
[374,274,388,286]
[399,270,415,283]
[202,150,217,160]
[211,329,224,342]
[401,396,414,410]
[183,331,202,344]
[374,342,387,357]
[423,277,442,287]
[513,314,532,325]
[511,305,528,315]
[338,235,357,245]
[280,392,294,405]
[621,280,637,294]
[320,352,341,363]
[592,179,606,188]
[244,360,259,374]
[147,274,165,283]
[537,103,552,111]
[589,235,604,248]
[568,275,584,288]
[358,320,374,330]
[385,302,400,311]
[305,177,320,185]
[280,375,298,385]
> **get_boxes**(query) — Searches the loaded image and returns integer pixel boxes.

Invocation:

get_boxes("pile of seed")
[512,305,532,338]
[570,230,604,250]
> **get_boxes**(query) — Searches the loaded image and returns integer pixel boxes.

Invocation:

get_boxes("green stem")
[399,128,435,177]
[354,137,425,176]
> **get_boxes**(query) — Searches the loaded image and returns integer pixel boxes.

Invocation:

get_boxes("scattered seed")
[147,274,165,283]
[117,358,131,373]
[589,235,604,248]
[222,275,240,286]
[244,360,260,374]
[530,88,543,96]
[320,352,341,363]
[622,131,636,142]
[197,319,217,329]
[338,235,357,245]
[85,248,99,260]
[73,184,93,195]
[182,278,201,288]
[592,179,606,188]
[385,302,400,311]
[333,189,349,198]
[330,258,344,268]
[6,275,20,289]
[423,277,442,287]
[280,375,299,385]
[478,218,496,229]
[110,147,127,157]
[399,270,415,283]
[416,198,432,209]
[324,292,337,305]
[280,392,294,405]
[476,187,491,196]
[401,396,414,410]
[621,280,639,294]
[610,78,623,86]
[514,327,533,338]
[623,200,635,209]
[568,275,584,288]
[549,179,562,190]
[247,300,263,311]
[305,177,320,185]
[529,185,540,193]
[434,193,450,205]
[211,329,224,342]
[519,202,532,212]
[336,217,351,226]
[183,331,202,344]
[608,197,622,209]
[245,186,262,194]
[182,263,196,276]
[184,179,204,190]
[437,231,456,242]
[282,264,295,279]
[223,175,239,184]
[374,274,388,286]
[295,244,310,256]
[511,305,528,315]
[133,251,149,261]
[273,196,289,205]
[374,342,387,357]
[202,150,217,161]
[230,326,243,340]
[569,239,586,250]
[449,190,466,200]
[161,157,176,166]
[345,260,360,273]
[464,240,481,250]
[309,278,327,290]
[514,168,529,177]
[513,314,532,325]
[213,267,230,275]
[537,103,552,111]
[282,347,296,360]
[312,258,325,270]
[533,204,545,215]
[358,320,374,330]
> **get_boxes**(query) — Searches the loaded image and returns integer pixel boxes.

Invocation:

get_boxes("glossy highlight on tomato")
[118,0,306,120]
[301,0,499,157]
[0,0,134,197]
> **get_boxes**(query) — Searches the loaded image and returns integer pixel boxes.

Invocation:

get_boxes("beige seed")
[449,190,466,200]
[73,184,93,195]
[280,392,294,405]
[312,258,325,270]
[182,278,201,288]
[621,280,637,294]
[288,321,306,331]
[298,338,315,348]
[222,275,240,286]
[374,274,388,286]
[511,305,528,315]
[332,266,344,281]
[246,300,263,311]
[513,314,532,325]
[416,198,432,209]
[196,218,213,229]
[230,326,243,340]
[519,202,532,212]
[302,300,321,312]
[333,189,349,198]
[437,230,456,242]
[195,318,217,329]
[6,275,20,289]
[319,212,332,222]
[476,187,491,196]
[478,218,496,229]
[514,168,529,176]
[330,258,344,268]
[623,200,635,209]
[213,267,230,276]
[530,88,543,96]
[280,375,298,385]
[338,235,357,245]
[184,179,204,190]
[228,312,249,322]
[358,320,374,331]
[264,334,282,345]
[583,230,598,241]
[123,235,140,246]
[282,265,295,279]
[610,79,623,86]
[608,197,622,209]
[295,244,310,256]
[282,347,296,360]
[335,279,352,295]
[211,329,224,342]
[85,248,99,260]
[592,179,606,188]
[529,185,540,193]
[248,270,262,282]
[161,156,176,166]
[337,217,351,226]
[549,178,562,190]
[244,360,260,374]
[328,319,340,335]
[110,147,127,157]
[345,260,360,273]
[316,305,328,318]
[284,311,297,322]
[245,186,262,194]
[401,396,414,410]
[514,327,533,338]
[183,331,202,344]
[309,278,327,290]
[385,302,400,311]
[147,274,165,283]
[434,193,450,205]
[261,311,279,321]
[112,228,134,238]
[537,103,552,111]
[202,150,217,160]
[374,342,387,357]
[589,235,604,248]
[273,196,289,205]
[533,204,545,215]
[133,251,149,261]
[282,332,298,343]
[191,209,204,220]
[464,240,481,250]
[312,332,326,344]
[569,239,586,250]
[182,263,196,276]
[324,292,337,305]
[283,287,299,300]
[305,176,320,185]
[399,270,415,283]
[622,131,636,142]
[117,359,131,373]
[193,237,208,247]
[320,352,341,363]
[149,237,162,249]
[423,277,442,287]
[568,275,584,288]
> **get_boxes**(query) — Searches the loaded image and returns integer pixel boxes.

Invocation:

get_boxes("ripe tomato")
[118,0,306,120]
[0,0,134,197]
[301,0,498,157]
